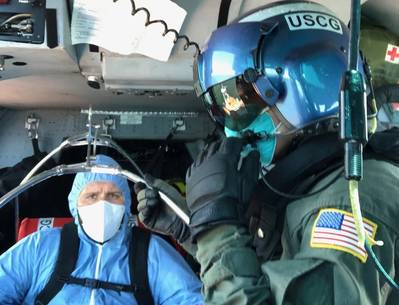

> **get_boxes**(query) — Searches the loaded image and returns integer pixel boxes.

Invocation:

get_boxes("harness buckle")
[84,278,101,289]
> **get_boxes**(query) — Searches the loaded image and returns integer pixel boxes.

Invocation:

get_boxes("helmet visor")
[203,76,267,131]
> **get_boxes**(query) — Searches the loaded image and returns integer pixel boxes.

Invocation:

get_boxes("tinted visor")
[202,76,267,131]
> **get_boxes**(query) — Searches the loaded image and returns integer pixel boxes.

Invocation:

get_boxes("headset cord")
[260,167,344,200]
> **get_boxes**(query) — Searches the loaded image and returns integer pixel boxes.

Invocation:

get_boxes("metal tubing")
[20,132,89,184]
[348,0,361,70]
[3,163,190,224]
[21,133,145,185]
[20,140,69,184]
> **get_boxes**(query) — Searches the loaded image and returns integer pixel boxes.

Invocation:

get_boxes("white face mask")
[77,200,125,243]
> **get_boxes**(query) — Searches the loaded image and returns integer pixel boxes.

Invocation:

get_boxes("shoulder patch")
[310,208,378,263]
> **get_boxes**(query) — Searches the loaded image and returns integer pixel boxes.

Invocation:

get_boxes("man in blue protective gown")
[0,154,203,305]
[135,1,399,304]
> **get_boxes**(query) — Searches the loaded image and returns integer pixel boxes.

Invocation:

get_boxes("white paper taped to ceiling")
[71,0,187,61]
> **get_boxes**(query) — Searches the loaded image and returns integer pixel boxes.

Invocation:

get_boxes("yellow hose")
[349,180,383,248]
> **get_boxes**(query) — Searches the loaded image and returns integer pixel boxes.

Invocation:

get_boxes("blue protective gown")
[0,155,203,305]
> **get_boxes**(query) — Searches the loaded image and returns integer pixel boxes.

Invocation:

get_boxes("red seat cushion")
[17,217,73,241]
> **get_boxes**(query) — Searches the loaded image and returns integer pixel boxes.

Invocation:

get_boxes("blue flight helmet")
[193,1,366,136]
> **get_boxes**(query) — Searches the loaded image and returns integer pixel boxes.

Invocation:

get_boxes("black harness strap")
[58,275,135,292]
[130,226,154,305]
[35,224,153,305]
[217,0,232,28]
[35,222,79,305]
[247,134,344,261]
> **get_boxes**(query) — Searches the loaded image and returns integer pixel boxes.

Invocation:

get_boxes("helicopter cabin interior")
[0,0,398,256]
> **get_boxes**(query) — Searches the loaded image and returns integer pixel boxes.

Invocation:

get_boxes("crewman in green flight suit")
[135,1,399,304]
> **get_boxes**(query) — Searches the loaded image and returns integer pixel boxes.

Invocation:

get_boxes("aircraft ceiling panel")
[362,0,399,38]
[0,0,397,110]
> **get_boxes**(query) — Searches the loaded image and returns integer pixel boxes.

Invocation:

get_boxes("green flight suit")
[196,159,399,305]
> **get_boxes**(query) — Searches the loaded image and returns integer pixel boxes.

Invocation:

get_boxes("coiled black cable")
[113,0,201,56]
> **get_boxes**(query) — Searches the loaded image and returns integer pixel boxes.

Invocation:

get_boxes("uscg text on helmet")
[284,13,343,34]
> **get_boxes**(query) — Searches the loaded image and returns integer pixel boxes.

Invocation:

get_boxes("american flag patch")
[310,208,378,263]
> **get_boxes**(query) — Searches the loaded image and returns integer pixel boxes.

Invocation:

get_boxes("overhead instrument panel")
[0,0,46,44]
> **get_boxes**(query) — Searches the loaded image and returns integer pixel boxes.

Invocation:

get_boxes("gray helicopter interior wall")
[0,0,378,110]
[0,109,214,168]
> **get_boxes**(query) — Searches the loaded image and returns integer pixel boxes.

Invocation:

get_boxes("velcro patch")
[310,208,378,263]
[385,43,399,64]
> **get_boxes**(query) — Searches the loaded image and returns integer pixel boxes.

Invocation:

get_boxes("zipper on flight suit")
[89,244,103,305]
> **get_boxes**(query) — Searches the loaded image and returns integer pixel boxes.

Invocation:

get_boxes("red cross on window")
[387,46,399,61]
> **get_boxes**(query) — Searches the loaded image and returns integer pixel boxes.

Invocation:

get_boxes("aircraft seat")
[17,217,73,241]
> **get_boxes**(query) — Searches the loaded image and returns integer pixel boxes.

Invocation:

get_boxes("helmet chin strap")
[237,106,340,144]
[239,122,283,143]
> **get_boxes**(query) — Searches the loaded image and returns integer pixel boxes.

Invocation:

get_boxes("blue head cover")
[68,155,131,221]
[194,1,366,131]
